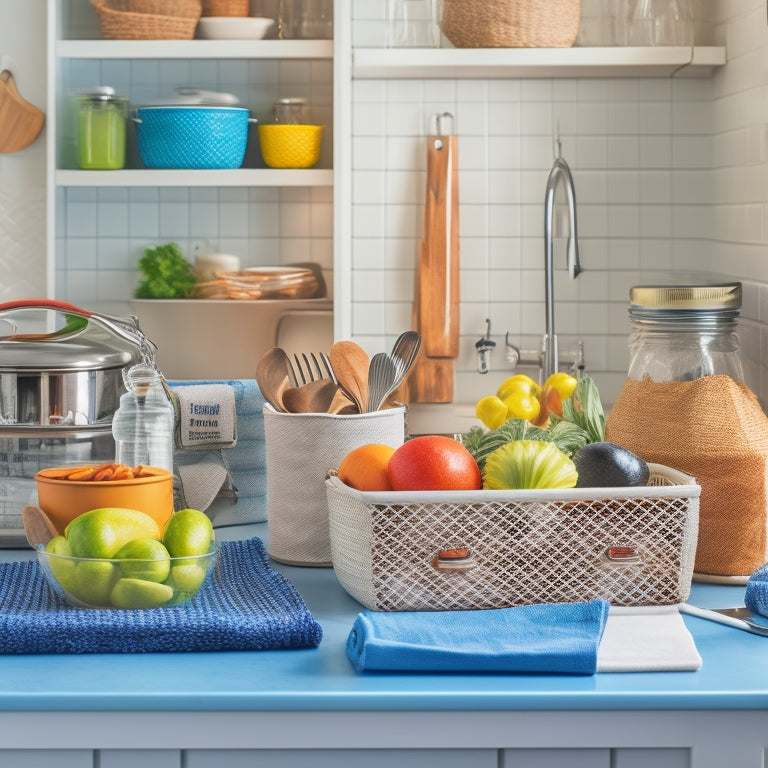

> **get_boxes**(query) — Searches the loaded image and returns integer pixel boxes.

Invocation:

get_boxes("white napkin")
[597,605,702,672]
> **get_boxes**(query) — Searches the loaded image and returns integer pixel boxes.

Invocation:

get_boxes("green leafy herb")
[561,376,606,444]
[462,418,589,471]
[134,242,196,300]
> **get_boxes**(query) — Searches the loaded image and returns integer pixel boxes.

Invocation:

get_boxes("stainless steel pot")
[0,300,157,428]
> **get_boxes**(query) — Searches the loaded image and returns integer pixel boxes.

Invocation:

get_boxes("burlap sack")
[263,405,406,567]
[606,375,768,579]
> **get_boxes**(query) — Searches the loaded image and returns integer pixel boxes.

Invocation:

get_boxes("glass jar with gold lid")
[626,282,743,383]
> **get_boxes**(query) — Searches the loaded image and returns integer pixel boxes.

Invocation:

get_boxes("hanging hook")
[432,112,454,150]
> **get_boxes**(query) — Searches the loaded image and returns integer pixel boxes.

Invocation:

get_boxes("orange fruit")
[387,435,482,492]
[337,443,396,491]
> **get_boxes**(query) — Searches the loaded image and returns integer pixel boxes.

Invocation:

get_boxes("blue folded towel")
[745,562,768,618]
[346,600,609,675]
[0,537,322,654]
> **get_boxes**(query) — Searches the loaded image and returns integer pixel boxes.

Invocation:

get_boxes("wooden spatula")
[0,70,45,154]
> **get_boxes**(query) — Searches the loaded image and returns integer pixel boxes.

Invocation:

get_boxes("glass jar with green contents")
[77,87,128,170]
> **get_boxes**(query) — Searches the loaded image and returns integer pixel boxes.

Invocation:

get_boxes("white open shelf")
[55,169,334,187]
[352,46,726,79]
[56,39,334,60]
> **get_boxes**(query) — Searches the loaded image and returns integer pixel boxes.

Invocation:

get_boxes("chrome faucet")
[501,139,584,383]
[542,146,582,382]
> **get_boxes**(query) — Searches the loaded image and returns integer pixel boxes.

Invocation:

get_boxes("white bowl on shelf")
[197,17,274,40]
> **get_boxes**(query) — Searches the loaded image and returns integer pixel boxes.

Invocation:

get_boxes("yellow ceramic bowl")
[258,124,323,169]
[35,465,174,536]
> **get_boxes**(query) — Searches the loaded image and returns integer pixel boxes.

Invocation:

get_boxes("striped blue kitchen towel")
[0,537,322,654]
[346,600,609,675]
[168,379,267,525]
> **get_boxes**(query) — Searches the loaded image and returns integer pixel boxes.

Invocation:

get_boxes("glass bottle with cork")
[606,282,768,584]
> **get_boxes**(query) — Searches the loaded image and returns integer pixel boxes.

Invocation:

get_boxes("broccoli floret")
[134,242,196,299]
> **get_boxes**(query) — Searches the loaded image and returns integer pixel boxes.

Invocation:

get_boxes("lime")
[66,507,161,559]
[114,538,171,583]
[162,509,214,558]
[166,562,208,595]
[110,578,174,609]
[71,559,116,606]
[45,536,76,593]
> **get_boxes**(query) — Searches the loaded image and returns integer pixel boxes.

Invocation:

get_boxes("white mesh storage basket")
[326,464,699,611]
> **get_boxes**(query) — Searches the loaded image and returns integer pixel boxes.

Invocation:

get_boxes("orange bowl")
[35,466,174,536]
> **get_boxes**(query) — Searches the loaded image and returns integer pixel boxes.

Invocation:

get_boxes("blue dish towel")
[745,562,768,618]
[346,600,609,675]
[0,538,322,654]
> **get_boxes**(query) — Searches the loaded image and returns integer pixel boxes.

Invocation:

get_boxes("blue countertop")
[0,522,764,713]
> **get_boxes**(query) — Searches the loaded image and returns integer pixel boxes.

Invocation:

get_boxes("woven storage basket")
[90,0,202,40]
[439,0,581,48]
[202,0,250,16]
[326,464,700,611]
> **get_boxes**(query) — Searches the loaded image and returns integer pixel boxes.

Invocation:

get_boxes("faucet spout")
[543,154,581,382]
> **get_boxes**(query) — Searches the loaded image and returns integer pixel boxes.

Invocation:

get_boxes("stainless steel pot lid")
[0,300,153,372]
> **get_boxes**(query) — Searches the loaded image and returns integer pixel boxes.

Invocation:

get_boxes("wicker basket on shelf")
[439,0,581,48]
[201,0,250,16]
[90,0,202,40]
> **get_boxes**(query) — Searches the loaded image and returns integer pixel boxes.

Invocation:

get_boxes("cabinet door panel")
[502,748,610,768]
[613,748,690,768]
[98,748,181,768]
[186,748,497,768]
[0,750,92,768]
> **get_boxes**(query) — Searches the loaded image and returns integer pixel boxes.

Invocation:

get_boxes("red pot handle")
[0,299,93,317]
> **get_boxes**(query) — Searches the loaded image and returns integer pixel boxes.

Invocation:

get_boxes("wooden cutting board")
[409,120,459,403]
[0,71,45,154]
[409,242,455,403]
[418,130,459,358]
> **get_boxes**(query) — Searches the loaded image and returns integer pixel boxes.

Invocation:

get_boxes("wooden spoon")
[255,347,295,412]
[328,340,370,414]
[282,379,338,414]
[22,505,58,548]
[0,71,45,154]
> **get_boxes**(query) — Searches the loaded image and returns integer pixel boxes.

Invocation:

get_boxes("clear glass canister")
[273,97,308,125]
[77,87,128,170]
[607,280,768,584]
[626,282,744,383]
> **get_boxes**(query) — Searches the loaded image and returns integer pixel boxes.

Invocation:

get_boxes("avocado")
[572,442,650,488]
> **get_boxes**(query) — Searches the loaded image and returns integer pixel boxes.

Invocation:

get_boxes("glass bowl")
[36,543,219,609]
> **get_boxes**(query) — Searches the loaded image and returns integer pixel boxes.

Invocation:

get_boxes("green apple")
[162,508,214,558]
[65,507,161,558]
[110,578,173,609]
[114,537,171,583]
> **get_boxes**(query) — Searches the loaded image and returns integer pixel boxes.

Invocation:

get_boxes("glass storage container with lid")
[607,280,768,584]
[77,86,128,170]
[273,97,308,125]
[626,282,743,383]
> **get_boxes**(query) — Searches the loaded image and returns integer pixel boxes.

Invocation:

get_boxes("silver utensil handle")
[679,603,751,632]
